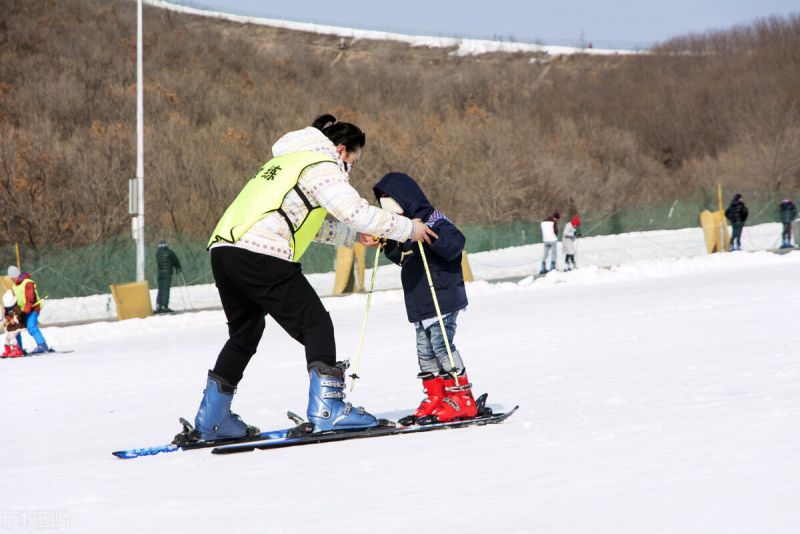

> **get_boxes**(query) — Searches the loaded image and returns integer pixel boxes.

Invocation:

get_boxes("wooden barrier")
[110,281,152,320]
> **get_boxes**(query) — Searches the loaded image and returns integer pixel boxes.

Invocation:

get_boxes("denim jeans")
[415,311,464,374]
[542,241,557,265]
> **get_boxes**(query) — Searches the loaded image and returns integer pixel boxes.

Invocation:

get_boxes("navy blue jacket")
[779,200,797,224]
[374,173,468,323]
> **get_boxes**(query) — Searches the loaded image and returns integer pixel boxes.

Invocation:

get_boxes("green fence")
[0,188,792,299]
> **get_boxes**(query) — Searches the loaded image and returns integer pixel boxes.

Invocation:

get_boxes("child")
[2,289,25,358]
[373,172,477,424]
[563,215,582,270]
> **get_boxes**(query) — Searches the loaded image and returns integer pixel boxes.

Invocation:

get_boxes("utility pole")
[133,0,146,281]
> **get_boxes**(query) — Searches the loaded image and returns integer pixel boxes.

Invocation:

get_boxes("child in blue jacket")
[373,172,477,423]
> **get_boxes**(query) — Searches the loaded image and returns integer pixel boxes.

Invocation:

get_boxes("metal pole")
[135,0,146,281]
[717,183,725,253]
[417,242,460,386]
[15,243,20,270]
[349,247,381,391]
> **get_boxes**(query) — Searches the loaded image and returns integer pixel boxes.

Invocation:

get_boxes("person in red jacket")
[7,266,49,353]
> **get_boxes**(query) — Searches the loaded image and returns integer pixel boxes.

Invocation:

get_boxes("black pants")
[210,247,335,386]
[731,222,744,248]
[156,275,172,308]
[782,222,792,243]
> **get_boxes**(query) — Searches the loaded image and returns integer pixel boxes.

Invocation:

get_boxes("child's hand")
[411,219,438,244]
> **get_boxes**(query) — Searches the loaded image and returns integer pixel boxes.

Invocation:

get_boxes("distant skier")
[540,211,560,273]
[374,172,477,424]
[192,114,436,442]
[562,214,582,270]
[724,194,748,251]
[155,240,182,313]
[778,198,797,248]
[2,290,25,358]
[7,266,49,353]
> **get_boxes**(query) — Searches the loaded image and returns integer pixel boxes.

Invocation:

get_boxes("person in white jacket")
[562,215,581,270]
[187,114,438,443]
[539,211,560,274]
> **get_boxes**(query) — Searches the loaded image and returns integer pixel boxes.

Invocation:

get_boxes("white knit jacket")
[214,127,414,262]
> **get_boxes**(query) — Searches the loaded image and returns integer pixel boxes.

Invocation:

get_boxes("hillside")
[0,0,799,251]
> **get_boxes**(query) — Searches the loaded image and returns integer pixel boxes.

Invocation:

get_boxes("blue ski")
[111,418,292,459]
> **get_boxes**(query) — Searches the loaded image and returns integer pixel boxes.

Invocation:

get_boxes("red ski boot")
[398,373,446,426]
[428,371,478,423]
[2,345,10,358]
[8,344,24,358]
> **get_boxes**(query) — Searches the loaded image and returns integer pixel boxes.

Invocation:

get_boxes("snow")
[37,222,786,326]
[145,0,638,57]
[2,235,799,532]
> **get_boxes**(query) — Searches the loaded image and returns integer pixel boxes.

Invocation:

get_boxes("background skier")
[724,194,748,251]
[778,198,797,248]
[374,172,477,424]
[563,214,581,270]
[192,114,436,442]
[155,240,182,313]
[7,265,49,354]
[540,211,560,273]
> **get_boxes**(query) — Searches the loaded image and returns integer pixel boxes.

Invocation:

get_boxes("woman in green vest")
[192,114,437,441]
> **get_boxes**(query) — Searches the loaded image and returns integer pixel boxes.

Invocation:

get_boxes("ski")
[111,418,294,459]
[211,403,519,455]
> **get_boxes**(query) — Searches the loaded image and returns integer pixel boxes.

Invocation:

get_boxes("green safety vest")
[13,278,42,310]
[207,151,336,261]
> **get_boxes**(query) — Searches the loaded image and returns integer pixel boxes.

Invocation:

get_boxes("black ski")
[211,402,518,455]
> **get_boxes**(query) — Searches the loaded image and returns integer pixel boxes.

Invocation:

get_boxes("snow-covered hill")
[147,0,638,57]
[2,243,799,533]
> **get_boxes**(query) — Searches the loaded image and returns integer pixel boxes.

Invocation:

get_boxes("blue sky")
[169,0,798,49]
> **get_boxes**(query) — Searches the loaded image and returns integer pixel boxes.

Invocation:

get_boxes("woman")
[193,115,437,440]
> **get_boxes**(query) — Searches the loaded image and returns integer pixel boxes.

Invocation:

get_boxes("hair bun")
[312,114,337,131]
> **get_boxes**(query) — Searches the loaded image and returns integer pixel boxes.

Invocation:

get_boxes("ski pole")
[179,272,194,311]
[417,242,460,386]
[349,244,382,391]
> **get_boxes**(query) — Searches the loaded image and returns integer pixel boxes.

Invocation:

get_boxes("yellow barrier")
[333,244,366,295]
[0,276,13,294]
[461,252,474,282]
[699,209,730,253]
[110,281,152,320]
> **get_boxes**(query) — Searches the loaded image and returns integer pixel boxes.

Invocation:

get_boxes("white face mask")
[379,197,404,215]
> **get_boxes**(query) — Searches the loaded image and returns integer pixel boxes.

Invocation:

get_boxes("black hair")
[311,114,366,151]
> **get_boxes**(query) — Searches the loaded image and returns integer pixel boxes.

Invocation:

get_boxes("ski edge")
[211,405,519,455]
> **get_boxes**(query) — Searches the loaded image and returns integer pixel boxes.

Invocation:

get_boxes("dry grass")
[0,1,798,247]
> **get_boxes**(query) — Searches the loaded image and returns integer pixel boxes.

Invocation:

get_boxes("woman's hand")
[411,219,438,244]
[358,233,381,248]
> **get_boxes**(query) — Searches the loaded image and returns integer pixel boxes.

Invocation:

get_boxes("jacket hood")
[373,173,433,220]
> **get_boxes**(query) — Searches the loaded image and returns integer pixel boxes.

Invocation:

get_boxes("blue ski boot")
[307,362,379,432]
[29,343,51,354]
[194,371,259,441]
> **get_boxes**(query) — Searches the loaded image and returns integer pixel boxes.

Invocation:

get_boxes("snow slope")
[146,0,637,57]
[2,250,799,533]
[37,222,785,326]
